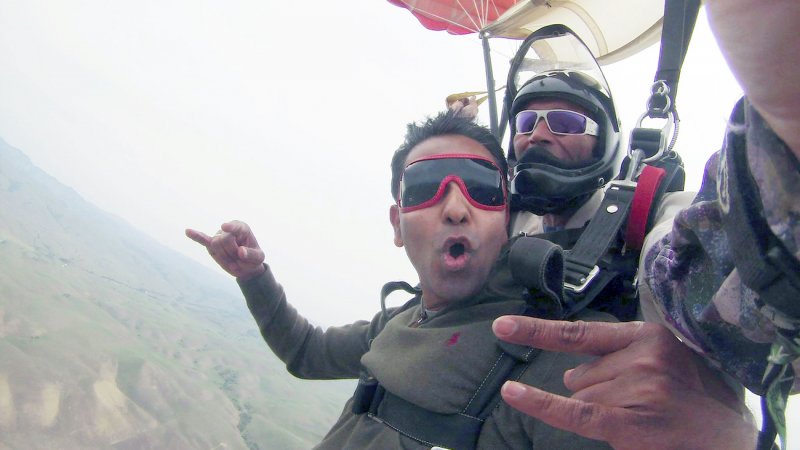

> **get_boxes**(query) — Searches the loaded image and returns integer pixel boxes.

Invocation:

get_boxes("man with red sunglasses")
[187,111,617,449]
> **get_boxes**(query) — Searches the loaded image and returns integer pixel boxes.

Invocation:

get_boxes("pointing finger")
[185,228,212,247]
[492,316,648,357]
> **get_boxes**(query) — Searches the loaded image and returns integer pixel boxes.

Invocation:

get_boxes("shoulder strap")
[380,281,421,322]
[559,157,681,319]
[351,285,420,416]
[529,226,585,249]
[649,0,701,117]
[562,181,636,296]
[624,164,667,250]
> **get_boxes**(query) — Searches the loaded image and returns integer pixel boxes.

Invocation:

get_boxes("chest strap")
[352,342,536,450]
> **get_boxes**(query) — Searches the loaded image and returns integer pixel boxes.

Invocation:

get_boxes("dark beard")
[516,144,598,170]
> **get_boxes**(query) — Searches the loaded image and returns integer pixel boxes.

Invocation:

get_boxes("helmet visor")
[509,26,614,102]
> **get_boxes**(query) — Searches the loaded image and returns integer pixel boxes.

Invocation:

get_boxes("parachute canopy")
[389,0,666,64]
[386,0,518,35]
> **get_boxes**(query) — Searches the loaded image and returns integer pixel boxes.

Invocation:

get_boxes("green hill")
[0,138,352,449]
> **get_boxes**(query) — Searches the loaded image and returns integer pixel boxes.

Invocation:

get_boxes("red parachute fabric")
[387,0,519,35]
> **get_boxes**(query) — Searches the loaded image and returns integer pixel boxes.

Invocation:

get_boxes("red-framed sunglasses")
[398,154,507,213]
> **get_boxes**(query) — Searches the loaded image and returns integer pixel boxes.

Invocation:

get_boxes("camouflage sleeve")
[641,98,800,394]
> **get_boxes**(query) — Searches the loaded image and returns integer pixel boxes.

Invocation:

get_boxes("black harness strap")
[524,226,584,249]
[526,155,683,321]
[369,387,483,449]
[365,346,536,450]
[650,0,701,117]
[563,183,636,302]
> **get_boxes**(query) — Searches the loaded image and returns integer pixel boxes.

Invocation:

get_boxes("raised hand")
[492,316,758,450]
[185,220,266,280]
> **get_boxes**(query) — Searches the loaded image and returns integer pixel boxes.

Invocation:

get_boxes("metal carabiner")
[646,80,672,117]
[630,109,676,165]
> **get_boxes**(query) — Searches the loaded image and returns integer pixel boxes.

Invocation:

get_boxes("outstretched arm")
[185,220,266,280]
[186,220,370,378]
[493,316,757,450]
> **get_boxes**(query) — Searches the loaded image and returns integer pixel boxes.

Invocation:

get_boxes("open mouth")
[449,242,466,258]
[442,237,470,270]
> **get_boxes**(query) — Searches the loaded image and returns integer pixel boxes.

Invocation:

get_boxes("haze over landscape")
[0,138,351,448]
[0,0,797,448]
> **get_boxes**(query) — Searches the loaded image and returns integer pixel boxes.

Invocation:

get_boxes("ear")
[389,204,403,247]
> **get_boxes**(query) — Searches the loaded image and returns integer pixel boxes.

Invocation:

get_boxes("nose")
[440,182,470,224]
[526,117,554,145]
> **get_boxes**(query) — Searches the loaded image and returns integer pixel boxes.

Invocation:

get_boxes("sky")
[0,0,795,440]
[0,0,744,325]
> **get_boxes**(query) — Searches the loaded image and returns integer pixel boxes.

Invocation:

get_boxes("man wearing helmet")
[505,67,695,323]
[492,2,799,449]
[508,70,652,236]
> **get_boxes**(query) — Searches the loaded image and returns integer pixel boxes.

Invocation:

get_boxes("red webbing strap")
[625,165,667,250]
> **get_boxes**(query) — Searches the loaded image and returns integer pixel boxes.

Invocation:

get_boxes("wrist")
[237,263,266,281]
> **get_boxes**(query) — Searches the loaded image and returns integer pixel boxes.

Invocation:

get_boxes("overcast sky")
[0,0,744,323]
[2,0,794,438]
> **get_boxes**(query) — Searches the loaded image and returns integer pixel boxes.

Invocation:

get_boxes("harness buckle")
[564,265,600,294]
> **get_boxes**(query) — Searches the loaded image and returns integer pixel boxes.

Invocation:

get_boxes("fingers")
[185,221,266,279]
[238,245,265,264]
[500,381,615,443]
[185,228,212,247]
[216,228,242,261]
[221,220,247,235]
[562,329,677,391]
[569,371,680,408]
[492,317,695,394]
[222,220,261,249]
[493,316,649,357]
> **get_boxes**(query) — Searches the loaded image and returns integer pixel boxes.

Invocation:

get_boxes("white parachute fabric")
[481,0,665,64]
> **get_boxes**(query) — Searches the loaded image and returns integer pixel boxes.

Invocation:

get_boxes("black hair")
[390,110,508,199]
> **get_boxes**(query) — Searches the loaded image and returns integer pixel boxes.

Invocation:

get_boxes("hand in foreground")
[185,220,266,280]
[492,317,758,450]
